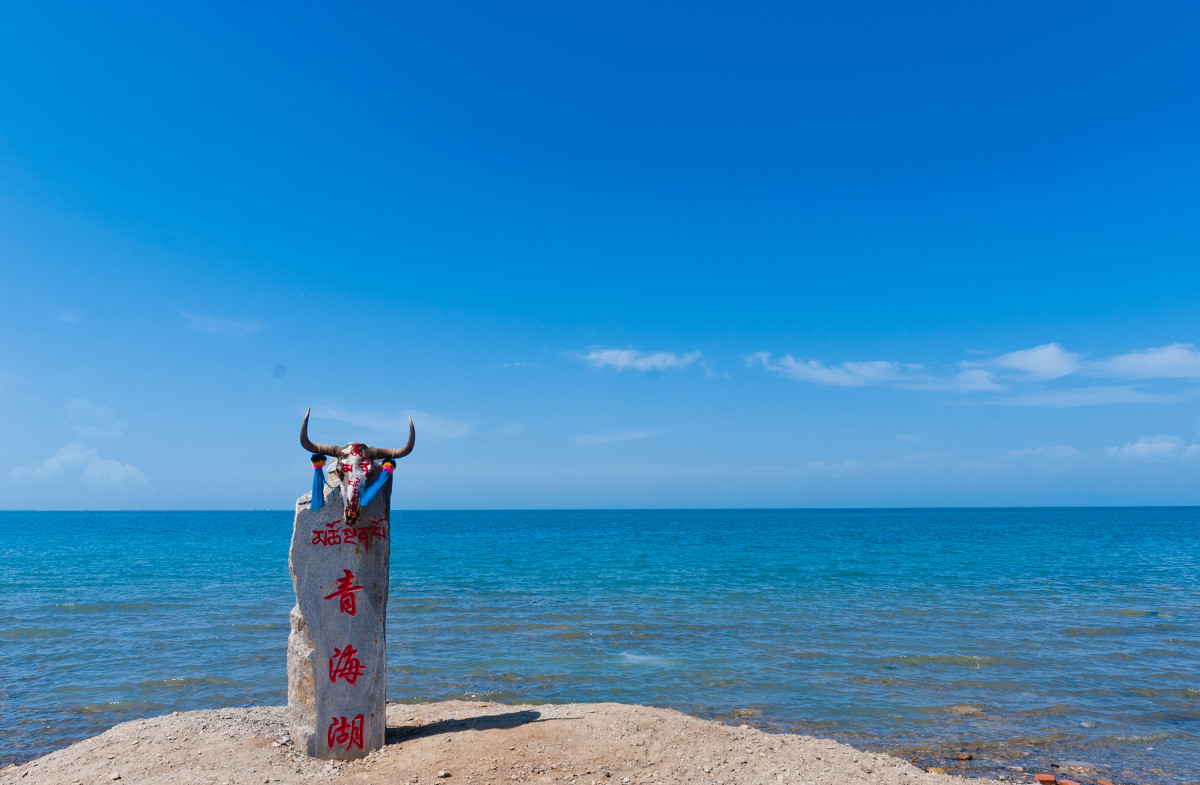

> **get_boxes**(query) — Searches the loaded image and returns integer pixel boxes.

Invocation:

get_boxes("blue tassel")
[358,462,394,509]
[310,456,327,510]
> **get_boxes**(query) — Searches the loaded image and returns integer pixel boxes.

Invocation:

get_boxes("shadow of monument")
[386,709,560,745]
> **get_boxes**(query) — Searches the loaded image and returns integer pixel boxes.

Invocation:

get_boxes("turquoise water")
[1,508,1198,783]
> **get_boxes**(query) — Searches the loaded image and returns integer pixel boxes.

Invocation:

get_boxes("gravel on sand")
[0,700,1000,785]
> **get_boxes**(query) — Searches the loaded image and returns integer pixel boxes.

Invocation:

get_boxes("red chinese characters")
[327,714,364,751]
[329,644,365,685]
[324,569,364,616]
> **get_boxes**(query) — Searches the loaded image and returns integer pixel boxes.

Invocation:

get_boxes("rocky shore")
[1,700,1009,785]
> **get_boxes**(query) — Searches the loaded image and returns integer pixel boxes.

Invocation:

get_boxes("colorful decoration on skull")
[310,454,328,511]
[358,459,395,509]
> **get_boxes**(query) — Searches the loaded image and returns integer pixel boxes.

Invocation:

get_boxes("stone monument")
[287,408,415,759]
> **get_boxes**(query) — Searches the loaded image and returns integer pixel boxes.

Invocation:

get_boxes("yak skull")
[300,408,415,525]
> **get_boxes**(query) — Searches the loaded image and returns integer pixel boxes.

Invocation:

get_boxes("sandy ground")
[0,700,1003,785]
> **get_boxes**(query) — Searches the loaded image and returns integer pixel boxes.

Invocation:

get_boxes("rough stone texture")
[287,468,392,760]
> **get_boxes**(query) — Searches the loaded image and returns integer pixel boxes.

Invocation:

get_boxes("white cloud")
[999,386,1190,407]
[9,443,95,483]
[750,341,1200,405]
[954,369,1005,391]
[1105,435,1200,462]
[1003,445,1082,460]
[914,369,1005,393]
[59,398,126,438]
[801,459,862,477]
[577,348,701,372]
[573,429,664,446]
[316,406,471,443]
[1090,344,1200,379]
[179,309,263,336]
[82,458,152,492]
[985,343,1081,380]
[748,352,908,387]
[8,443,151,494]
[749,353,1003,392]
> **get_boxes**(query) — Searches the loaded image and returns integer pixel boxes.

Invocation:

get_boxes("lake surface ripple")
[1,508,1197,783]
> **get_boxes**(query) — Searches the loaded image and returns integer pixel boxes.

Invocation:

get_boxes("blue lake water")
[1,508,1198,783]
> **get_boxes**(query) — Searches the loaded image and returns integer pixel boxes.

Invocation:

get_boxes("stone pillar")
[287,471,392,759]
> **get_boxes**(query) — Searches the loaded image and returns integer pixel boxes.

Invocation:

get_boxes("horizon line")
[2,504,1198,513]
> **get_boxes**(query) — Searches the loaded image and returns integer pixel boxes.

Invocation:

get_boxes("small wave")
[1017,704,1073,717]
[493,673,525,683]
[0,628,72,640]
[619,652,673,667]
[133,676,241,689]
[1105,608,1173,618]
[879,654,1030,668]
[1124,686,1200,699]
[961,732,1082,750]
[1064,626,1126,637]
[54,602,177,612]
[1139,647,1187,657]
[70,700,156,715]
[849,675,927,688]
[1110,731,1174,743]
[696,678,748,689]
[947,679,1026,692]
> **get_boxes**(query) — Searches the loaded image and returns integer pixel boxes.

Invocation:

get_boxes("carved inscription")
[324,569,364,616]
[310,517,389,548]
[327,714,365,752]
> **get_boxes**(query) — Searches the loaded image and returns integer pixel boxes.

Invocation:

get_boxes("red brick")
[1057,780,1081,785]
[1034,775,1056,784]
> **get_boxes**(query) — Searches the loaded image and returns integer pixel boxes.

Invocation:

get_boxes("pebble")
[438,771,451,778]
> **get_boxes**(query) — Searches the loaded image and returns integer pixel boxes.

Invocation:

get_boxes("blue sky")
[2,1,1198,509]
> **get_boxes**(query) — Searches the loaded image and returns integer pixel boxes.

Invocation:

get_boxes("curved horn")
[300,408,341,457]
[366,417,416,460]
